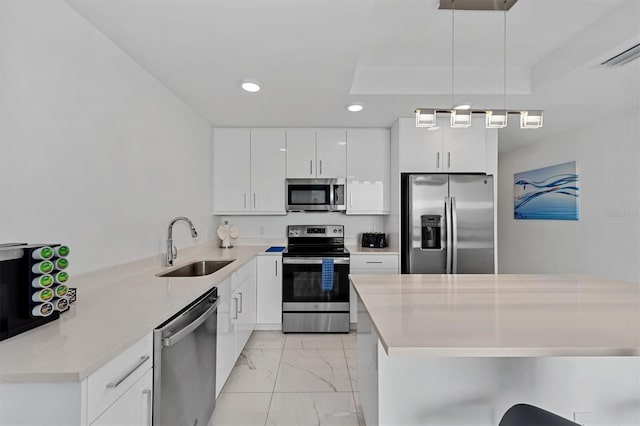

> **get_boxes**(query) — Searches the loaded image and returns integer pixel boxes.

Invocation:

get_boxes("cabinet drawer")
[90,369,153,426]
[231,260,254,290]
[350,255,398,270]
[87,333,153,423]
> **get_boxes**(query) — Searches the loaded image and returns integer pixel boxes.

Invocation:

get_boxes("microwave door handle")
[329,184,335,207]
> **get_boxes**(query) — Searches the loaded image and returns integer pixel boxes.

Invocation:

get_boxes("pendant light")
[449,0,472,128]
[414,0,543,130]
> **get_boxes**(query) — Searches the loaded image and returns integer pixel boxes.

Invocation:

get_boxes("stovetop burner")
[284,225,347,257]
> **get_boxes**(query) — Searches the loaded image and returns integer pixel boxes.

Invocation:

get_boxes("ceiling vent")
[601,43,640,67]
[439,0,518,11]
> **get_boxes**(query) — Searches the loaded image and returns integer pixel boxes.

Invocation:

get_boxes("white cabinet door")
[214,129,251,213]
[316,129,347,178]
[91,370,152,426]
[234,263,257,353]
[398,118,443,173]
[346,129,390,214]
[251,129,286,214]
[256,256,282,326]
[216,278,236,397]
[286,129,316,178]
[443,116,486,173]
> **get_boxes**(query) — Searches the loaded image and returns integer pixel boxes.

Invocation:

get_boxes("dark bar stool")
[499,404,580,426]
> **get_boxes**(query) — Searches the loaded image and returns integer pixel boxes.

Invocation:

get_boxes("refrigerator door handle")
[451,196,458,274]
[445,197,452,274]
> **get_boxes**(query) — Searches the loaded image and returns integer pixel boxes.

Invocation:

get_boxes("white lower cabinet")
[350,254,398,324]
[216,277,236,398]
[234,264,257,354]
[216,260,257,397]
[91,370,152,426]
[256,255,282,327]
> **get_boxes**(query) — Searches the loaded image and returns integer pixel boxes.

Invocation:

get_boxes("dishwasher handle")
[160,294,219,348]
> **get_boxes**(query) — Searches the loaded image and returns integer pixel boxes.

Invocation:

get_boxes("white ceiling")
[66,0,640,151]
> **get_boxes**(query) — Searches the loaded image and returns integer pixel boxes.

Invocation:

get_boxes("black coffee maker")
[0,243,70,341]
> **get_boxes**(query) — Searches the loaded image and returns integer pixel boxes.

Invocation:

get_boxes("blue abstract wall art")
[514,161,579,220]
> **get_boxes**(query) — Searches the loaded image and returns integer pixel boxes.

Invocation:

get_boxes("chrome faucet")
[166,217,198,266]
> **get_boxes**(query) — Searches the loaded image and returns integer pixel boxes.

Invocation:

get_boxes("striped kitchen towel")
[321,258,334,291]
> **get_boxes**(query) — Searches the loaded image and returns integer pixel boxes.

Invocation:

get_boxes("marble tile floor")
[210,331,364,426]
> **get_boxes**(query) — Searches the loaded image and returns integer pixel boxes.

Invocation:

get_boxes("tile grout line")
[263,332,287,426]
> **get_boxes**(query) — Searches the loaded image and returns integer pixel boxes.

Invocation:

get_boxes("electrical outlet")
[573,411,593,425]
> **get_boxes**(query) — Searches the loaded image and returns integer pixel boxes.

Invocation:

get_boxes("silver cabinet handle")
[243,193,247,208]
[310,160,313,176]
[275,259,278,277]
[106,355,150,388]
[447,152,451,169]
[436,152,440,169]
[232,297,239,319]
[253,193,256,208]
[142,389,152,426]
[238,292,243,314]
[349,193,353,208]
[319,160,323,175]
[366,261,383,264]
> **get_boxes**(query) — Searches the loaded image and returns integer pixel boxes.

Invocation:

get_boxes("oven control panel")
[288,225,343,238]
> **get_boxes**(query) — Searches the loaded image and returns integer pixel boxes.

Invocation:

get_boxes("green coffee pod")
[54,285,68,298]
[32,274,54,288]
[32,246,54,260]
[32,302,54,317]
[54,258,69,270]
[54,245,70,257]
[53,297,69,312]
[54,271,69,284]
[32,261,54,274]
[32,288,54,302]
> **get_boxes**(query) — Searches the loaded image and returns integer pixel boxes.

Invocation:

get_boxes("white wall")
[498,110,640,283]
[0,1,212,274]
[217,214,385,245]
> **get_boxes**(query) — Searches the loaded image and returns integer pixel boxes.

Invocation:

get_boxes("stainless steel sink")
[157,260,234,277]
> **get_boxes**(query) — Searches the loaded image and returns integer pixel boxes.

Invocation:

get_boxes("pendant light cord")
[451,0,455,109]
[503,0,507,110]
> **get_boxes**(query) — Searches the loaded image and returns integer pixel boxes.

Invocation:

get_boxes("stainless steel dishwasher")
[154,287,219,426]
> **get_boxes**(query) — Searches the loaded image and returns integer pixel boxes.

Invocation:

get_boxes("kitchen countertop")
[0,243,269,383]
[346,245,399,255]
[351,274,640,357]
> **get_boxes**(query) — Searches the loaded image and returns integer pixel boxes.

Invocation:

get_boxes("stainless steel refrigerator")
[401,174,495,274]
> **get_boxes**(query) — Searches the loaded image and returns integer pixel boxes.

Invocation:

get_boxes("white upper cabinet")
[442,120,486,173]
[398,117,490,173]
[214,128,251,212]
[285,129,317,178]
[214,128,286,215]
[316,129,347,178]
[346,129,390,215]
[286,129,346,179]
[398,118,443,173]
[250,129,286,213]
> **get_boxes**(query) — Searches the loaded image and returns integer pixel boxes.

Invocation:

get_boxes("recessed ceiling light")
[241,80,261,93]
[347,103,364,112]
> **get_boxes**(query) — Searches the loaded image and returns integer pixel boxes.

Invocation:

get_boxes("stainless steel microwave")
[286,178,346,212]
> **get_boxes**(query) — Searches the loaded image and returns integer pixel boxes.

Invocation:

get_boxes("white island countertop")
[0,243,270,383]
[351,274,640,357]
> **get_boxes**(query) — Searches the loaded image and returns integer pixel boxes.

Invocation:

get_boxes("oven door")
[282,257,350,306]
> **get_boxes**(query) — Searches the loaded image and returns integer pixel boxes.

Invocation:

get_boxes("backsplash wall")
[216,214,385,244]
